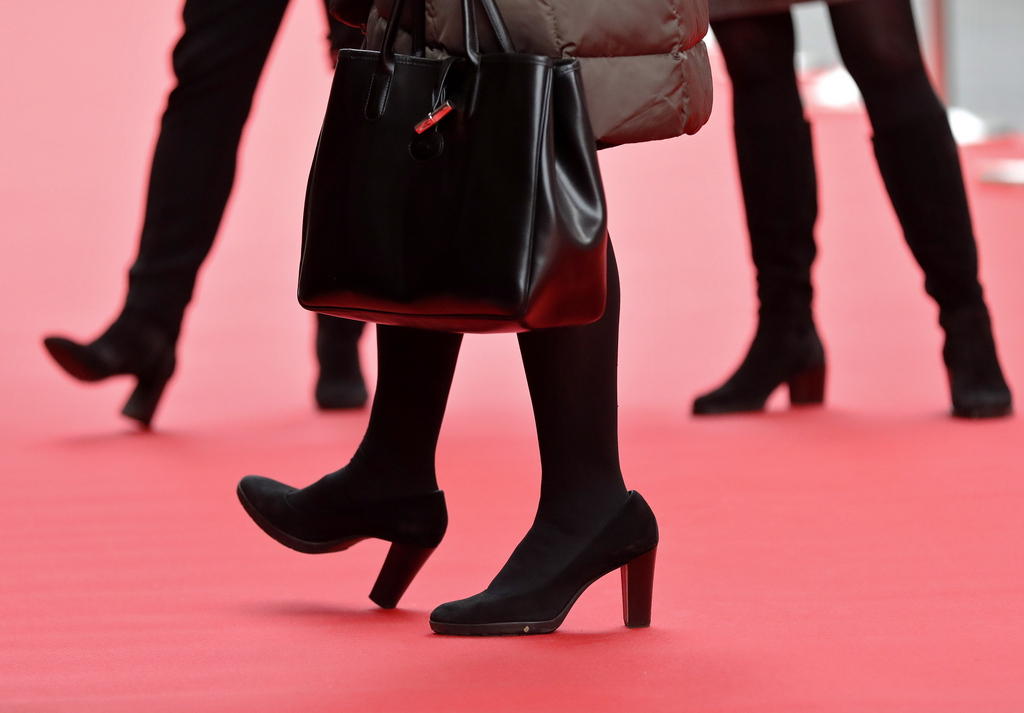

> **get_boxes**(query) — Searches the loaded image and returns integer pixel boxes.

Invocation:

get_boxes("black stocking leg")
[293,325,463,505]
[430,245,660,635]
[517,244,627,530]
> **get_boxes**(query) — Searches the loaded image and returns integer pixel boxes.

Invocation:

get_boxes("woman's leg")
[302,244,625,535]
[305,242,629,519]
[830,0,1011,417]
[42,0,294,426]
[517,244,628,530]
[292,325,463,506]
[239,324,461,608]
[125,0,292,339]
[429,245,660,635]
[692,13,826,415]
[44,0,369,423]
[830,0,979,310]
[716,11,804,129]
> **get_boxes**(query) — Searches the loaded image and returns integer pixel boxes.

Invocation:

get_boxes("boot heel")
[121,356,175,428]
[787,365,825,406]
[621,546,657,628]
[369,542,436,609]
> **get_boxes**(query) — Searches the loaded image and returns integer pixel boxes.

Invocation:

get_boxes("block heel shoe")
[429,491,658,636]
[621,545,657,628]
[369,542,438,609]
[120,352,176,427]
[236,475,447,609]
[43,318,177,428]
[787,364,826,407]
[693,324,825,415]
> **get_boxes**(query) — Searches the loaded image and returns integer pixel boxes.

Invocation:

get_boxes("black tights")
[714,0,946,131]
[296,245,628,530]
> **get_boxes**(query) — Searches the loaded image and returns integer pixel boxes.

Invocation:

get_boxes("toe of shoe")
[429,598,481,626]
[237,475,296,512]
[43,337,104,381]
[692,393,730,415]
[691,396,714,414]
[429,599,461,624]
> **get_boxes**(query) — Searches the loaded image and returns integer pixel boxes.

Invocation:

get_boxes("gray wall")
[946,0,1024,131]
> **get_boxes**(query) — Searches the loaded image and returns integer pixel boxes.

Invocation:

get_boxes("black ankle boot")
[237,475,446,608]
[314,314,367,410]
[872,115,1012,418]
[429,491,658,636]
[695,119,822,416]
[941,306,1012,418]
[693,321,825,415]
[43,312,177,427]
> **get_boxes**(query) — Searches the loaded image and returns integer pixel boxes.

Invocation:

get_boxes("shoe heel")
[369,542,436,609]
[787,365,825,406]
[121,356,174,428]
[621,546,657,628]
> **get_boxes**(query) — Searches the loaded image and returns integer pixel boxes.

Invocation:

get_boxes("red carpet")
[2,3,1022,712]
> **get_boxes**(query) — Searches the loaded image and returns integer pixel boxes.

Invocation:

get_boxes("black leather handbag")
[298,0,608,333]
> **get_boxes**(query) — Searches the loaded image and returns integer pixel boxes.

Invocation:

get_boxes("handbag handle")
[377,0,516,67]
[462,0,517,64]
[367,0,426,119]
[368,0,515,119]
[377,0,426,72]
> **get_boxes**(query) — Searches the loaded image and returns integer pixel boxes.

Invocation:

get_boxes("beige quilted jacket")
[336,0,713,146]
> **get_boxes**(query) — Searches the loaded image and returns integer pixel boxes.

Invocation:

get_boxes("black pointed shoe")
[236,475,446,608]
[942,307,1013,419]
[693,322,826,415]
[43,317,176,428]
[429,491,658,636]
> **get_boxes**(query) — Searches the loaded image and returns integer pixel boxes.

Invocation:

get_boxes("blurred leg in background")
[695,0,1011,419]
[43,0,367,428]
[829,0,1011,418]
[694,11,827,416]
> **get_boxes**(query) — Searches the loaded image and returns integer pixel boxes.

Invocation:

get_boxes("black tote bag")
[298,0,608,333]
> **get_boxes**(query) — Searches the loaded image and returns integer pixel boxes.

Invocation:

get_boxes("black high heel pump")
[43,319,177,428]
[429,491,658,636]
[236,475,447,609]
